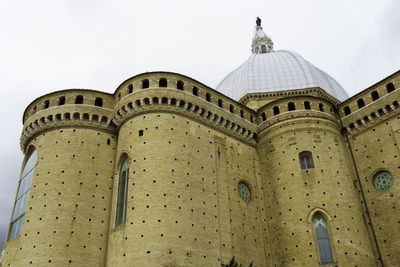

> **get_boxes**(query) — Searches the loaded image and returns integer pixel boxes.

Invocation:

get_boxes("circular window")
[373,171,393,192]
[238,182,251,202]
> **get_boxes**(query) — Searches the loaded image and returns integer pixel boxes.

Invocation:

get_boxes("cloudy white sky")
[0,0,399,251]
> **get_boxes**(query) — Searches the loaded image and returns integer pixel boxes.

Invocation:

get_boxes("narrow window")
[371,91,379,101]
[115,157,129,227]
[386,82,395,93]
[43,100,50,109]
[304,101,310,110]
[206,93,211,102]
[357,99,365,108]
[240,110,244,118]
[58,96,66,105]
[128,84,133,93]
[192,86,198,96]
[261,45,267,53]
[319,103,324,112]
[250,115,254,123]
[313,215,334,263]
[177,80,184,90]
[95,97,103,107]
[261,112,266,121]
[8,148,37,240]
[343,106,351,116]
[142,79,149,89]
[159,78,167,87]
[299,151,314,169]
[273,106,280,115]
[218,99,223,108]
[288,102,295,111]
[229,104,234,113]
[138,130,143,136]
[75,95,84,104]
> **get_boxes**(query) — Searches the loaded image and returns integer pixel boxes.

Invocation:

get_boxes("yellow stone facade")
[0,68,399,267]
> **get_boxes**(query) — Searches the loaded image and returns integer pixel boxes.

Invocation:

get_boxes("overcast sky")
[0,0,399,252]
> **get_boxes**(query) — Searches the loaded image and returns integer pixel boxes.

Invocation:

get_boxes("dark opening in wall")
[44,100,50,109]
[142,79,149,89]
[273,106,280,115]
[250,115,254,123]
[95,98,103,107]
[75,95,84,104]
[58,96,66,105]
[357,99,365,108]
[218,99,223,108]
[288,102,295,111]
[206,93,211,102]
[319,103,324,112]
[299,151,314,169]
[177,80,184,90]
[229,104,234,113]
[159,78,167,87]
[371,91,380,101]
[107,139,111,145]
[193,86,198,96]
[240,110,244,118]
[139,130,143,136]
[343,106,351,116]
[128,84,133,93]
[304,101,310,110]
[261,112,266,121]
[386,82,395,93]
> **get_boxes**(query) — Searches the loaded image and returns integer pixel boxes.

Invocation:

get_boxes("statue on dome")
[256,17,261,26]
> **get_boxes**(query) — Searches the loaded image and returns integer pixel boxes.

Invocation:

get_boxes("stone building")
[0,19,399,267]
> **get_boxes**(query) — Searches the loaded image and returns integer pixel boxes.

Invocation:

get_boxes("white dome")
[216,50,348,101]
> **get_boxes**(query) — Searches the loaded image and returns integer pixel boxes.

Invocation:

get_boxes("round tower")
[1,90,117,266]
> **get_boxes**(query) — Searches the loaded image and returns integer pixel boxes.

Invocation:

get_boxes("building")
[0,19,399,267]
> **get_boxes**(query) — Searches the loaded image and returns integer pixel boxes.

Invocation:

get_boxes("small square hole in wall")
[139,130,143,136]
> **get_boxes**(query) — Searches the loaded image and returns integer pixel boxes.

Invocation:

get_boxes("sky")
[0,0,399,252]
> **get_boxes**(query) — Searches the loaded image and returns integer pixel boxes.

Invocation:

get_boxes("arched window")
[43,100,50,109]
[229,104,234,113]
[8,148,37,240]
[206,93,211,102]
[343,106,351,116]
[95,97,103,107]
[273,106,280,115]
[313,215,334,263]
[128,84,133,93]
[115,157,129,227]
[299,151,314,169]
[261,112,266,121]
[240,110,244,118]
[218,99,223,108]
[142,79,149,89]
[386,82,395,93]
[357,99,365,108]
[371,91,379,101]
[288,102,295,111]
[192,86,198,96]
[159,78,167,87]
[75,95,84,104]
[58,96,66,105]
[319,103,324,112]
[304,101,310,110]
[177,80,184,90]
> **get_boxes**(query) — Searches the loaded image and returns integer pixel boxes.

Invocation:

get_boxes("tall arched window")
[273,106,280,115]
[142,79,149,89]
[386,82,395,93]
[94,97,103,107]
[313,215,334,263]
[371,91,379,101]
[299,151,314,169]
[304,101,310,110]
[58,96,66,105]
[288,102,295,111]
[357,99,365,108]
[159,78,167,87]
[75,95,84,104]
[8,148,37,240]
[177,80,184,90]
[115,157,129,227]
[343,106,351,116]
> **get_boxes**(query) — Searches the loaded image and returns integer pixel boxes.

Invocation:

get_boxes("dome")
[216,20,348,102]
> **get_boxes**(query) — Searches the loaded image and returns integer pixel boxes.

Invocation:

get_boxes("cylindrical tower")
[258,95,377,266]
[1,90,117,266]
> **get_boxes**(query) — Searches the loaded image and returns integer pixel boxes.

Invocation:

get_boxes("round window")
[373,171,393,192]
[238,182,251,202]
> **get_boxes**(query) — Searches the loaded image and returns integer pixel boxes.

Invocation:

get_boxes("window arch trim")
[115,154,130,227]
